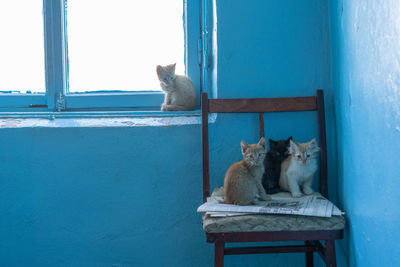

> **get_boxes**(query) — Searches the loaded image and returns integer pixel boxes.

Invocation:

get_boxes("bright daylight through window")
[66,0,185,93]
[0,1,45,93]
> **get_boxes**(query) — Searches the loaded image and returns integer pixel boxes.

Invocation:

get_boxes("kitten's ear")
[308,138,317,148]
[288,139,297,154]
[166,63,176,75]
[241,141,248,154]
[156,65,162,74]
[168,63,176,72]
[308,138,320,153]
[258,137,266,150]
[285,136,292,145]
[268,139,275,146]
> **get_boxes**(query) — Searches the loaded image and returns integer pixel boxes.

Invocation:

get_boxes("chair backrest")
[201,90,328,203]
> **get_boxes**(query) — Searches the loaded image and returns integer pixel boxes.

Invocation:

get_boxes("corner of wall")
[210,0,218,99]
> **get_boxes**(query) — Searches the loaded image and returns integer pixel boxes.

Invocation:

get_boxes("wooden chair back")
[201,90,328,203]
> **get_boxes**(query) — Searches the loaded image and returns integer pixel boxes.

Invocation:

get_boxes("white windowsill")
[0,110,217,128]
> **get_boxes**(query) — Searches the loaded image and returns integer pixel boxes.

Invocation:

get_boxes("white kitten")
[279,138,320,197]
[156,63,196,111]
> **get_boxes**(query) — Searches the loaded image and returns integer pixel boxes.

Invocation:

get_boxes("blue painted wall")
[329,0,400,266]
[0,1,332,266]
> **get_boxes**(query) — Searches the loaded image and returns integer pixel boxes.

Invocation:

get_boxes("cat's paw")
[303,187,314,195]
[291,191,303,198]
[261,194,271,201]
[161,104,167,111]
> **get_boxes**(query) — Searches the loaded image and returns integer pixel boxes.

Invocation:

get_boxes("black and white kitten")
[261,137,292,194]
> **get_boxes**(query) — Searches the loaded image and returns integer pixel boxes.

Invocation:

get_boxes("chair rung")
[224,245,320,255]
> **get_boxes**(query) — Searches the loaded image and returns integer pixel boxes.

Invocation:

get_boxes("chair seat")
[202,213,345,233]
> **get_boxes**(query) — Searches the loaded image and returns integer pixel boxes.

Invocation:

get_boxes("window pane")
[66,0,184,92]
[0,1,45,93]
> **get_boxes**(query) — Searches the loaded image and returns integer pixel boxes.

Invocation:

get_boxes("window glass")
[0,1,45,93]
[66,0,185,93]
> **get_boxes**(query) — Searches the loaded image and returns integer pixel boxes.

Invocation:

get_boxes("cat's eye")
[297,155,301,159]
[306,154,310,158]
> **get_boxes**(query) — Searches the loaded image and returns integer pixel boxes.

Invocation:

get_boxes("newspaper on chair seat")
[197,187,344,218]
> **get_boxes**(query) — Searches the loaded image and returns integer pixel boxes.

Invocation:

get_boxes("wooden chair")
[201,90,345,267]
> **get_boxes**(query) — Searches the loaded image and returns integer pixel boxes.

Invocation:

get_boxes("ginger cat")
[156,63,196,111]
[224,137,271,205]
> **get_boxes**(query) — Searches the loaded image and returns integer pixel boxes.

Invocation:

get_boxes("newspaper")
[197,190,343,218]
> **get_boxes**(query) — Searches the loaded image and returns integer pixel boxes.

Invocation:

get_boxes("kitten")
[262,137,292,194]
[224,137,271,205]
[279,138,320,197]
[156,63,196,111]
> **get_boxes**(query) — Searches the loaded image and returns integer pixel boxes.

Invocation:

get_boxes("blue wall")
[329,0,400,266]
[0,1,333,266]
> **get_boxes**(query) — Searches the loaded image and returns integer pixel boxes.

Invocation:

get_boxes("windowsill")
[0,108,200,118]
[0,109,217,128]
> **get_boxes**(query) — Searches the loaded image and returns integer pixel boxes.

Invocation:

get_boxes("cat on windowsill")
[156,63,196,111]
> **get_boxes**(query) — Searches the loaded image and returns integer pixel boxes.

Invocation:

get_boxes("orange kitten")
[224,137,271,205]
[156,63,196,111]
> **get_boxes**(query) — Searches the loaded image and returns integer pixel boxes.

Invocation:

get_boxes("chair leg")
[324,240,337,267]
[305,241,314,267]
[214,241,224,267]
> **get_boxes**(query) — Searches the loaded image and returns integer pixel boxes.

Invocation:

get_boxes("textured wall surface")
[0,1,332,266]
[329,0,400,266]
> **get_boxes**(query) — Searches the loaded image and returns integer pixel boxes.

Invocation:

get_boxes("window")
[0,1,46,109]
[0,0,201,112]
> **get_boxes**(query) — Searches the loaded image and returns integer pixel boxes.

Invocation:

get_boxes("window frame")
[0,0,201,112]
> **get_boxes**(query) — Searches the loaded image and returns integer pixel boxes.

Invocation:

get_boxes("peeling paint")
[0,113,217,128]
